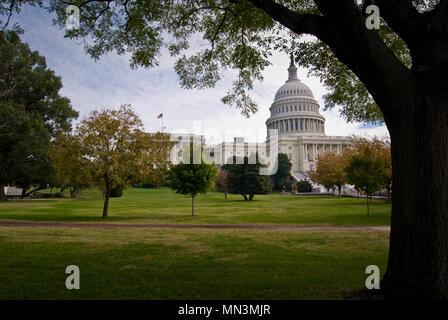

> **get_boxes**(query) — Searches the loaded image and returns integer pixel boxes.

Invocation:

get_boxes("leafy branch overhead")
[1,0,415,122]
[2,0,443,122]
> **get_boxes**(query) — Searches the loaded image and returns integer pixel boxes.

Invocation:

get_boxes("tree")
[75,105,155,218]
[0,30,78,199]
[309,152,348,196]
[136,131,175,188]
[215,169,229,198]
[226,155,272,201]
[51,133,90,197]
[344,147,385,216]
[9,0,448,298]
[167,143,217,216]
[271,153,292,191]
[350,136,392,202]
[296,180,312,193]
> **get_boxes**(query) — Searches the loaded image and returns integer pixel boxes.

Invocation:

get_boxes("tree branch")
[247,0,416,125]
[374,0,423,47]
[242,0,328,39]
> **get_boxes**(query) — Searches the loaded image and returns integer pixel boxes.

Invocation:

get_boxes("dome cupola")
[266,54,326,138]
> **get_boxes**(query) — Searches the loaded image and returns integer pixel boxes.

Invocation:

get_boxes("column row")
[267,118,324,134]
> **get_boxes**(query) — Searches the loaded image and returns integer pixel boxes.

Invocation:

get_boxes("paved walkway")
[0,220,390,232]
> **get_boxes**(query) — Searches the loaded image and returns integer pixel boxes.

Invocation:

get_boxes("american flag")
[157,113,163,119]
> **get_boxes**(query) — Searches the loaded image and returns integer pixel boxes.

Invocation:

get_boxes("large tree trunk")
[191,196,194,216]
[382,94,448,299]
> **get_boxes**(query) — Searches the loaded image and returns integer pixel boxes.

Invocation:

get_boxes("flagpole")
[162,116,164,134]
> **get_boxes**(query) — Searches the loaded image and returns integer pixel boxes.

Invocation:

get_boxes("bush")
[41,193,54,198]
[54,192,65,198]
[110,188,123,197]
[296,180,313,193]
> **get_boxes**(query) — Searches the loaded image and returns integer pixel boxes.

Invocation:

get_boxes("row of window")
[267,118,324,133]
[277,88,310,96]
[272,104,318,115]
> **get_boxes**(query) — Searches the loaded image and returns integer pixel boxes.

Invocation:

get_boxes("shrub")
[110,188,123,198]
[296,180,313,192]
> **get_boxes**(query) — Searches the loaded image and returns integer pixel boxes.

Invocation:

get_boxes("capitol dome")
[266,56,325,137]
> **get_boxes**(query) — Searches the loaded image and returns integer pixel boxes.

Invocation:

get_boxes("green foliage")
[272,153,292,190]
[296,180,312,193]
[110,188,123,198]
[0,30,78,197]
[345,147,385,215]
[167,143,218,215]
[226,155,272,200]
[75,105,162,217]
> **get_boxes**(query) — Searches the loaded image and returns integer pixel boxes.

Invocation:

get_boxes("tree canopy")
[225,155,272,200]
[0,30,78,199]
[168,143,217,216]
[309,151,348,196]
[1,0,431,123]
[271,153,292,191]
[74,104,172,218]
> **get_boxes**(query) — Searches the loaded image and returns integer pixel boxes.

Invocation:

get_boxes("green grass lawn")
[0,188,391,299]
[0,187,391,226]
[0,226,388,299]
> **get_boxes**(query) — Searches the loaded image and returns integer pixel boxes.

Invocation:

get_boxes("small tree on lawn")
[344,147,385,216]
[75,105,150,218]
[168,143,217,216]
[226,155,272,201]
[215,169,229,199]
[309,152,348,196]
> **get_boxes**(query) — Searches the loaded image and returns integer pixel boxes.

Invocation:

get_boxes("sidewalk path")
[0,220,390,232]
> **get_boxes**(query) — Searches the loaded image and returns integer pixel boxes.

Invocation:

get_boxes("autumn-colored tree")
[215,169,229,199]
[351,137,392,202]
[309,152,348,196]
[51,133,90,197]
[75,105,170,218]
[135,131,175,188]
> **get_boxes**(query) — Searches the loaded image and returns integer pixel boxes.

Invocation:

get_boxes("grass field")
[0,187,391,226]
[0,188,391,299]
[0,227,388,299]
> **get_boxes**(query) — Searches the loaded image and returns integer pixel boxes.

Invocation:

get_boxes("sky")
[10,5,389,143]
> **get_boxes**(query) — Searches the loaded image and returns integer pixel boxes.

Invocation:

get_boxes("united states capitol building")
[211,57,352,181]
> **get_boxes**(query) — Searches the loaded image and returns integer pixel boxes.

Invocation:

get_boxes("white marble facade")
[212,58,352,180]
